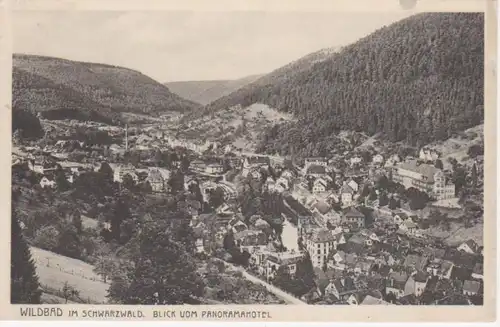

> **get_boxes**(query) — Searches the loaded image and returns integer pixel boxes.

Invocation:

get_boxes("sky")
[13,11,410,82]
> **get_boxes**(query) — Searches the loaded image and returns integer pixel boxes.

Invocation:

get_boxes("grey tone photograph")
[11,10,484,306]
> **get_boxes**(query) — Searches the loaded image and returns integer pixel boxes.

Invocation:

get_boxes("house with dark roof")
[403,254,429,272]
[391,160,455,200]
[340,183,355,206]
[407,271,429,297]
[458,239,480,254]
[243,156,270,169]
[324,276,357,301]
[234,229,267,247]
[451,266,473,282]
[266,250,304,280]
[146,168,167,192]
[398,294,419,305]
[342,207,365,229]
[445,250,477,270]
[385,271,409,299]
[462,280,481,296]
[426,259,454,280]
[304,157,328,169]
[472,263,483,280]
[306,165,327,178]
[399,220,418,235]
[297,215,318,238]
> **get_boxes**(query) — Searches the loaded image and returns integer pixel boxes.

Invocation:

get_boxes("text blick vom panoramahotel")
[19,307,273,320]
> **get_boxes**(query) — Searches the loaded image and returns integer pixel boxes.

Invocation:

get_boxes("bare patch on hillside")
[176,103,294,152]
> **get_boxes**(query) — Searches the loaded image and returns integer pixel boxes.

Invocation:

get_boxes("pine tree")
[11,212,42,304]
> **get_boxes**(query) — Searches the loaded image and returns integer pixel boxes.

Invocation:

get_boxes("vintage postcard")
[0,0,496,322]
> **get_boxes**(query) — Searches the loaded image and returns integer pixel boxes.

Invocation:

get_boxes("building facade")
[391,160,455,200]
[304,228,338,268]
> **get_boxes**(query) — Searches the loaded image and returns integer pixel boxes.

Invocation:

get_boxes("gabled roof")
[305,157,328,162]
[413,270,429,283]
[386,271,408,290]
[403,220,417,229]
[439,260,454,274]
[473,263,483,275]
[147,169,164,182]
[331,277,356,295]
[403,254,428,271]
[398,294,418,305]
[245,156,270,165]
[309,228,336,243]
[361,295,391,305]
[340,184,354,194]
[450,266,473,281]
[462,239,480,253]
[307,165,327,175]
[313,200,331,215]
[314,178,328,188]
[344,207,365,219]
[395,160,441,183]
[267,251,304,266]
[347,233,367,245]
[463,280,481,293]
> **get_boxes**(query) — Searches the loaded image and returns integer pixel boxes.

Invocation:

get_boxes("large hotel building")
[391,160,455,200]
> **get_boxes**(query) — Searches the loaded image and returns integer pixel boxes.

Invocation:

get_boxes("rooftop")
[305,157,328,162]
[463,280,481,294]
[267,251,304,265]
[395,160,441,182]
[309,228,336,243]
[313,200,332,215]
[340,184,355,194]
[245,156,270,165]
[344,207,365,219]
[307,165,327,175]
[361,294,391,305]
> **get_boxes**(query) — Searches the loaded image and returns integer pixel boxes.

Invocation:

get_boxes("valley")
[11,11,485,308]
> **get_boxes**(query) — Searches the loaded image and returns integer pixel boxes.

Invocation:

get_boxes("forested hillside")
[184,46,340,121]
[201,13,484,157]
[13,54,200,124]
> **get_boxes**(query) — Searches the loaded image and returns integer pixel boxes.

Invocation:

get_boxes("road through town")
[216,259,307,305]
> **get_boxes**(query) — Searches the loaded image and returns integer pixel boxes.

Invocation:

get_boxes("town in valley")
[11,11,485,306]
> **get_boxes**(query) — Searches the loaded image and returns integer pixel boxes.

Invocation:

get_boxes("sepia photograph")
[6,1,493,318]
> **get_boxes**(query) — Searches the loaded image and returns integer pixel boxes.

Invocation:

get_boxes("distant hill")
[195,13,484,158]
[165,74,263,105]
[12,54,200,124]
[183,46,341,119]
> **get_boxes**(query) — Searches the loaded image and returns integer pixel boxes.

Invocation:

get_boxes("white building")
[304,228,338,268]
[372,154,384,165]
[391,160,455,200]
[304,157,328,170]
[266,250,304,280]
[40,176,56,188]
[205,163,224,174]
[113,164,138,183]
[419,148,440,162]
[340,184,355,206]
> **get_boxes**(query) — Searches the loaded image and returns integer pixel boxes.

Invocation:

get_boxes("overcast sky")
[13,11,410,82]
